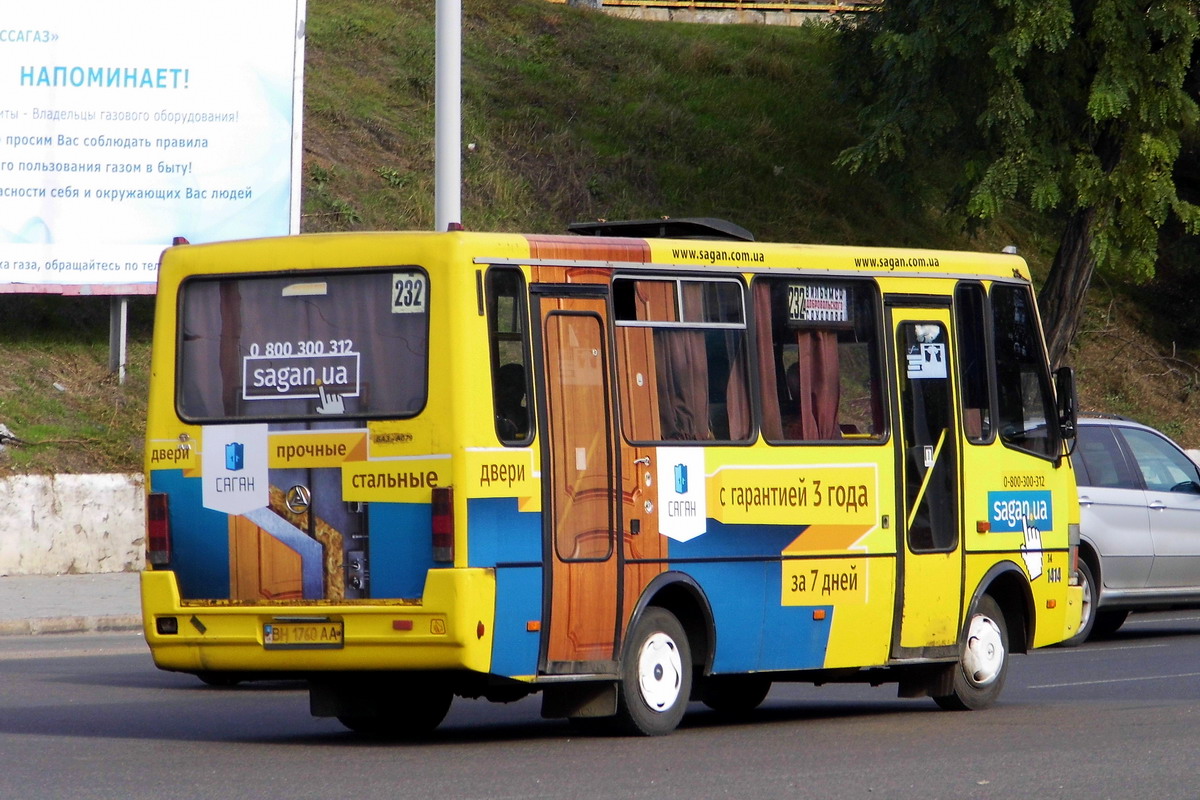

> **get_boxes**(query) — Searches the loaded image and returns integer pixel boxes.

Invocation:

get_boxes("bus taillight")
[432,487,454,563]
[146,492,172,566]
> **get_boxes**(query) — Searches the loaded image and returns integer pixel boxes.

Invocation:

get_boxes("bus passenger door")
[532,286,621,675]
[888,305,963,654]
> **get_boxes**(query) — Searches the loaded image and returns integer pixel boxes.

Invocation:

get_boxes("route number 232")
[392,272,427,314]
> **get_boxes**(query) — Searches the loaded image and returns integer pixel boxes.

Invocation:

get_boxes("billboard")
[0,0,306,292]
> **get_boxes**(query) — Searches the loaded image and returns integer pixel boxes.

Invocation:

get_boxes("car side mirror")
[1055,366,1078,443]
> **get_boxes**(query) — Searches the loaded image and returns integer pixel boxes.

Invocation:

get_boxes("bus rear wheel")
[934,595,1009,711]
[316,678,453,739]
[698,675,771,716]
[196,671,243,687]
[614,608,692,736]
[336,688,452,738]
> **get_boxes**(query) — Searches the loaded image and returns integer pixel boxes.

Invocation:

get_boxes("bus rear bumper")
[140,568,496,675]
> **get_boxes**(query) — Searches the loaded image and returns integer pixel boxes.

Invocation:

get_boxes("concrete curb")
[0,614,143,637]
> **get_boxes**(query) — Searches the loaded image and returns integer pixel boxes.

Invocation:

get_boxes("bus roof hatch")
[567,217,754,242]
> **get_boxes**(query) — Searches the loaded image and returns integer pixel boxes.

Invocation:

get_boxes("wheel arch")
[969,563,1033,654]
[627,571,716,675]
[1076,539,1101,587]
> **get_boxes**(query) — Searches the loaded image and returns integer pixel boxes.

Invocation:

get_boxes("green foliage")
[302,0,947,245]
[375,167,407,188]
[0,297,152,475]
[836,0,1200,283]
[309,164,332,186]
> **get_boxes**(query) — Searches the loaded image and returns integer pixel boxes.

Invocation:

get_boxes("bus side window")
[955,282,993,443]
[755,278,884,443]
[991,284,1058,458]
[486,267,533,445]
[494,363,528,440]
[614,277,751,443]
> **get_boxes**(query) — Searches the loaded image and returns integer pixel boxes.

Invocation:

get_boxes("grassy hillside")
[0,0,1195,474]
[0,295,153,474]
[301,0,958,244]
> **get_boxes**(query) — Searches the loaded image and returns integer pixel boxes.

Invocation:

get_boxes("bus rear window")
[177,269,429,421]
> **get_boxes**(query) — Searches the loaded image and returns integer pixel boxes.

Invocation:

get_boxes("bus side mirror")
[1055,366,1078,443]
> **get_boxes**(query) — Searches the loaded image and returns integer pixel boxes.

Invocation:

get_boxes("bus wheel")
[615,608,692,736]
[698,675,771,715]
[196,671,243,688]
[934,595,1008,711]
[1060,559,1097,647]
[336,687,453,738]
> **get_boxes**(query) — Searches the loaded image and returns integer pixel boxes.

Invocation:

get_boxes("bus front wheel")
[934,595,1009,711]
[1060,559,1098,646]
[614,607,692,736]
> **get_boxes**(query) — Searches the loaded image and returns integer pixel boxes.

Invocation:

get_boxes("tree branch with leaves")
[836,0,1199,368]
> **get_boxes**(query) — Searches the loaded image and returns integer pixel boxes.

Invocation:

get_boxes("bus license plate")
[263,620,344,650]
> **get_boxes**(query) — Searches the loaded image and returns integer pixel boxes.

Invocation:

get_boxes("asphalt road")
[0,610,1197,800]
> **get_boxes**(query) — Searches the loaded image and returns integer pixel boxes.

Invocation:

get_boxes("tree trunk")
[1038,207,1096,370]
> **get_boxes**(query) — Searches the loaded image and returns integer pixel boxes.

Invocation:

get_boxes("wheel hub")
[637,632,683,712]
[963,614,1004,685]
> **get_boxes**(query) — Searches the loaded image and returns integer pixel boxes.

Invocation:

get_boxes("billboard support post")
[108,297,128,385]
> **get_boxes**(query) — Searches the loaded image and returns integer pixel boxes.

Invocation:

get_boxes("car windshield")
[1119,427,1200,493]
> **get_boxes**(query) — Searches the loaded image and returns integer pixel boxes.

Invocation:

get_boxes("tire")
[934,595,1009,711]
[613,607,692,736]
[1060,559,1098,647]
[336,686,453,739]
[698,675,771,716]
[196,671,243,687]
[1091,609,1129,639]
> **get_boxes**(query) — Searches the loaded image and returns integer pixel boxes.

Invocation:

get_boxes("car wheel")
[934,595,1009,711]
[1060,559,1098,647]
[1091,609,1130,638]
[613,608,692,736]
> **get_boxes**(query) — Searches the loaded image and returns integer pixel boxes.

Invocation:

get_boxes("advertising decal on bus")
[200,424,267,514]
[656,447,706,542]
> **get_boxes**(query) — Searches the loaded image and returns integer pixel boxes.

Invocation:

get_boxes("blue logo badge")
[674,463,688,494]
[225,442,245,471]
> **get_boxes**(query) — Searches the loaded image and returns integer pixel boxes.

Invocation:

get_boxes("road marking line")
[1030,671,1200,689]
[1035,642,1168,654]
[1079,643,1170,653]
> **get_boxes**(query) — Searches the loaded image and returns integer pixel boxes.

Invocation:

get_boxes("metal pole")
[108,296,128,385]
[434,0,462,232]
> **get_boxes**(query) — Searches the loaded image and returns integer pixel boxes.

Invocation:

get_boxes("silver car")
[1066,415,1200,644]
